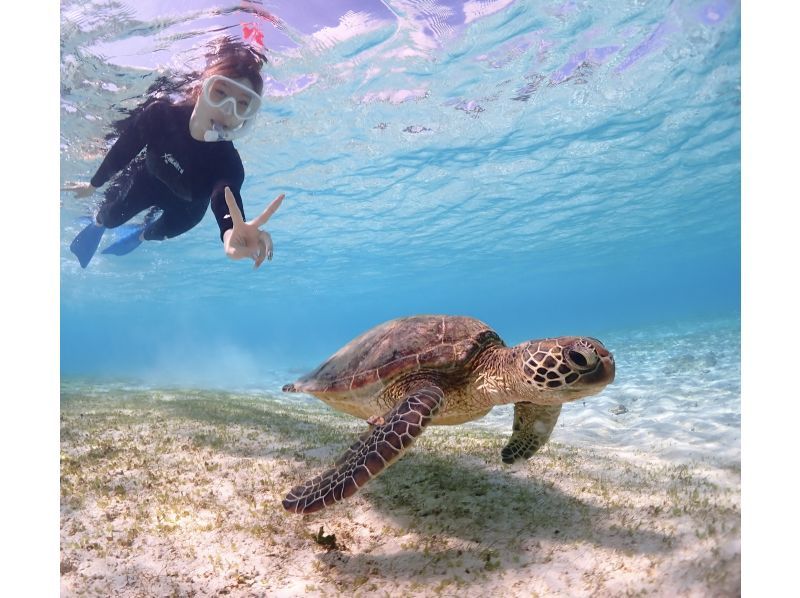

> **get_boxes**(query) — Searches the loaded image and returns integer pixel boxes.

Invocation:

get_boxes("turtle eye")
[566,347,598,371]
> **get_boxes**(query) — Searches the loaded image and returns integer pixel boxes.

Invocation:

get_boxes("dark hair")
[107,36,266,138]
[202,37,266,95]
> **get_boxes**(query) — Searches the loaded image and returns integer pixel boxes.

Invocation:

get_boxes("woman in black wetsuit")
[65,38,284,269]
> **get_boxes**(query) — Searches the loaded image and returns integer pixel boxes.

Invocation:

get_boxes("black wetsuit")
[90,101,246,241]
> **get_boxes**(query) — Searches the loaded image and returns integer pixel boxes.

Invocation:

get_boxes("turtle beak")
[597,343,615,384]
[603,353,615,384]
[592,350,615,386]
[583,340,615,387]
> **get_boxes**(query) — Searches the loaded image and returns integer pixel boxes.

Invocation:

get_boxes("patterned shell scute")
[293,315,502,395]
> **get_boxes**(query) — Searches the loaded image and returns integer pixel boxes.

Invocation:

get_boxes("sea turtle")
[281,315,615,514]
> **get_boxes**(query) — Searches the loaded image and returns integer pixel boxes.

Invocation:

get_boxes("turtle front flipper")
[501,403,562,464]
[283,384,445,515]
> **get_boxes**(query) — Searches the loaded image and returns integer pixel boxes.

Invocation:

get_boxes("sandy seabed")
[60,388,740,597]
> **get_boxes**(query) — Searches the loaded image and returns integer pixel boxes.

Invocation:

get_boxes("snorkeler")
[63,38,284,269]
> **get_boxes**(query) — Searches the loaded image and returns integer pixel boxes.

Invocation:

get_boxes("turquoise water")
[60,0,740,457]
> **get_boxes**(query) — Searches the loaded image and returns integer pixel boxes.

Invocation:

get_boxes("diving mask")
[196,75,263,142]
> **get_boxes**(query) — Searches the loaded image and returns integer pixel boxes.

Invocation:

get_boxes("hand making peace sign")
[222,187,285,269]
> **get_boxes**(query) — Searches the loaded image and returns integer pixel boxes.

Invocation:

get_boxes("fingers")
[252,231,271,268]
[224,192,280,270]
[257,230,274,260]
[251,193,285,228]
[264,232,273,261]
[62,182,95,198]
[253,248,266,269]
[224,187,246,227]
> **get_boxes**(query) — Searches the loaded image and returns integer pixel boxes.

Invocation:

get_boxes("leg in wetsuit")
[96,158,209,241]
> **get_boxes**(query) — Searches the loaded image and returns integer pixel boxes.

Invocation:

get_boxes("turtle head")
[514,336,615,403]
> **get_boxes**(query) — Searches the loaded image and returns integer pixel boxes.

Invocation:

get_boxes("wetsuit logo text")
[162,153,184,174]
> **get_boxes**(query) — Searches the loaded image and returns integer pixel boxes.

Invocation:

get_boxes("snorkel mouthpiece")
[203,122,225,142]
[203,119,255,142]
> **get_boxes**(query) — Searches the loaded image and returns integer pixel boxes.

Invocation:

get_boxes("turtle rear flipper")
[501,403,562,464]
[283,384,444,514]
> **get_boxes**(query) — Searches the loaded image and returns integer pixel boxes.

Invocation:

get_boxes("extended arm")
[89,102,160,188]
[63,102,160,197]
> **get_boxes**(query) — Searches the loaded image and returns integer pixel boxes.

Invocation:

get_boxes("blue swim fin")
[110,223,145,239]
[70,219,106,268]
[102,225,144,256]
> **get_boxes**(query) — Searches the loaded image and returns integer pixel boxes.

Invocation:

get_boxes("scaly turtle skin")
[282,315,615,514]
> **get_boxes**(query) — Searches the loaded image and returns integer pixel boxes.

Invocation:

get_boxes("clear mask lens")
[202,75,262,120]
